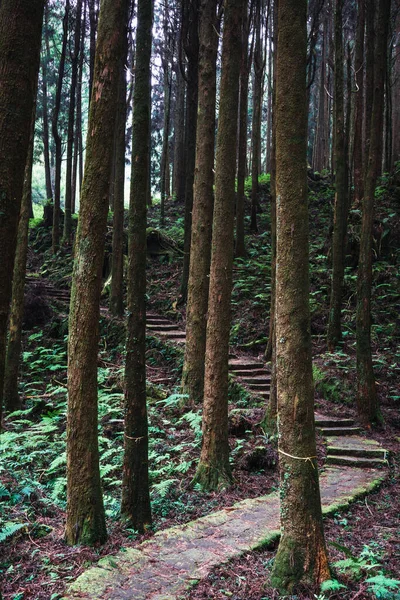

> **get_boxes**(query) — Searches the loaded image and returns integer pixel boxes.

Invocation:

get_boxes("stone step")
[326,455,387,468]
[241,376,271,385]
[319,426,362,436]
[146,323,178,331]
[228,360,265,371]
[230,368,269,377]
[327,446,387,459]
[245,382,271,390]
[146,316,173,324]
[314,417,355,428]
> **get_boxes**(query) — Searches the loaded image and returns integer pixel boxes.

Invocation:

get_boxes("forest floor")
[1,174,399,599]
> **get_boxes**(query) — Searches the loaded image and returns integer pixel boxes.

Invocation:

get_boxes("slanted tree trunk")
[327,0,349,351]
[65,0,129,546]
[64,0,83,241]
[121,0,153,532]
[110,45,128,318]
[270,0,330,591]
[353,0,365,205]
[356,0,390,428]
[0,0,44,426]
[193,0,243,491]
[179,0,199,302]
[4,105,36,412]
[181,0,218,404]
[52,0,70,252]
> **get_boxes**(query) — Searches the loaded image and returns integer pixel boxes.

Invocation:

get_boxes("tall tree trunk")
[64,0,83,241]
[65,0,129,546]
[172,63,186,200]
[181,0,218,404]
[42,6,53,202]
[72,0,86,214]
[110,49,128,318]
[121,0,153,532]
[364,0,375,177]
[327,0,349,351]
[250,0,264,234]
[356,0,390,428]
[0,0,44,427]
[392,11,400,170]
[193,0,243,491]
[52,0,70,252]
[313,10,327,173]
[353,0,365,205]
[235,2,253,258]
[88,0,98,105]
[160,57,172,227]
[270,0,330,591]
[179,0,199,302]
[4,105,36,412]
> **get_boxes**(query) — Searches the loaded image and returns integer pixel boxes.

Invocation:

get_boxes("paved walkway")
[63,313,388,599]
[65,465,386,599]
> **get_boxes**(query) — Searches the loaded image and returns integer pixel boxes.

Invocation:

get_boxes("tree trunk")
[179,0,199,302]
[42,6,53,202]
[181,0,218,404]
[235,1,252,258]
[121,0,153,532]
[110,49,128,318]
[65,0,129,546]
[250,0,264,234]
[313,10,328,173]
[356,0,390,428]
[353,0,365,204]
[327,0,349,351]
[160,56,172,227]
[270,0,330,591]
[4,106,36,412]
[72,0,86,214]
[64,0,83,241]
[392,11,400,169]
[88,0,98,105]
[193,0,243,491]
[172,63,186,200]
[364,0,375,177]
[0,0,44,427]
[52,0,70,252]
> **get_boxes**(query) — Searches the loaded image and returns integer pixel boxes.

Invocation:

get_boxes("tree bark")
[250,0,264,233]
[121,0,153,532]
[42,5,53,202]
[327,0,349,351]
[356,0,390,428]
[392,11,400,169]
[193,0,243,491]
[0,0,44,426]
[353,0,365,204]
[65,0,129,546]
[270,0,330,591]
[181,0,218,405]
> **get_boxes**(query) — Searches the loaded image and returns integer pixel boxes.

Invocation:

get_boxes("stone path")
[62,312,389,600]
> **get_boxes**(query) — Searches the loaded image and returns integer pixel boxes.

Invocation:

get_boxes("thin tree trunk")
[72,0,86,214]
[42,6,53,202]
[64,0,83,241]
[179,0,199,302]
[4,105,36,412]
[356,0,390,428]
[0,0,44,427]
[52,0,70,252]
[181,0,218,404]
[353,0,365,204]
[88,0,98,105]
[250,0,264,233]
[110,43,128,318]
[327,0,349,351]
[121,0,153,531]
[65,0,129,546]
[271,0,330,591]
[160,58,172,227]
[193,0,243,491]
[392,11,400,169]
[173,63,186,200]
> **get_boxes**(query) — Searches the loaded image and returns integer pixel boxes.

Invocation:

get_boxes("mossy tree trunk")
[4,105,36,413]
[181,0,219,404]
[193,0,243,491]
[121,0,153,532]
[327,0,349,351]
[65,0,129,546]
[270,0,330,592]
[0,0,44,427]
[110,34,129,318]
[356,0,390,428]
[179,0,199,303]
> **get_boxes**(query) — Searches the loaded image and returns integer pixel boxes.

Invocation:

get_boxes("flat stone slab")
[63,466,386,600]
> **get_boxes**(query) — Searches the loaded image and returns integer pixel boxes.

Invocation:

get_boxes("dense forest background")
[0,0,399,598]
